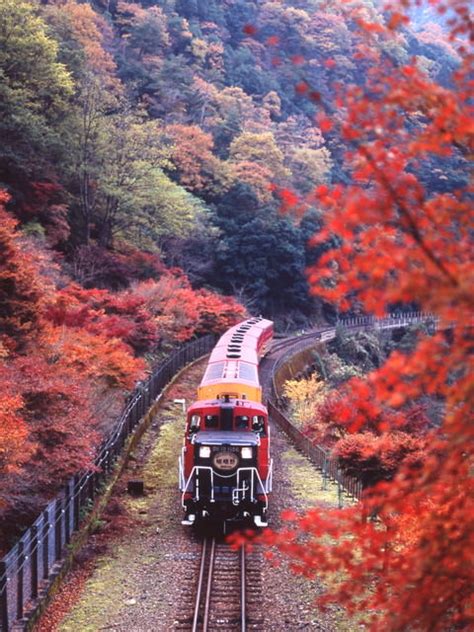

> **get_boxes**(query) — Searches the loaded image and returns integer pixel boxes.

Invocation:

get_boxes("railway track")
[262,312,439,401]
[174,312,438,632]
[187,537,263,632]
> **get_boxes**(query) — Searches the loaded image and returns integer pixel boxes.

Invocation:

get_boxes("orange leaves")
[266,35,279,46]
[278,187,299,209]
[401,64,416,77]
[313,183,329,200]
[387,12,409,30]
[335,431,428,487]
[0,386,31,476]
[67,2,116,73]
[0,191,47,351]
[165,124,217,192]
[290,54,305,65]
[44,325,145,389]
[131,272,245,345]
[280,509,298,522]
[324,58,336,69]
[355,18,385,34]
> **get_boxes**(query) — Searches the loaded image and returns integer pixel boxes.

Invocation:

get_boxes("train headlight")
[199,446,211,458]
[241,447,253,459]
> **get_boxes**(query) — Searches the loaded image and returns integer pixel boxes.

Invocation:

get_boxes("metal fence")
[268,402,363,506]
[268,312,440,508]
[0,335,216,632]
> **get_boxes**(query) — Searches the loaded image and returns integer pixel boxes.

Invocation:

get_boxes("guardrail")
[268,402,363,506]
[0,335,217,632]
[268,312,440,506]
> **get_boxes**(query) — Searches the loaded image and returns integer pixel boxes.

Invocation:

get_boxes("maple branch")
[358,145,459,288]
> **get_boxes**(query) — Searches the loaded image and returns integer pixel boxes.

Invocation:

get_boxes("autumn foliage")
[1,1,472,625]
[0,189,245,548]
[239,2,473,630]
[0,191,46,352]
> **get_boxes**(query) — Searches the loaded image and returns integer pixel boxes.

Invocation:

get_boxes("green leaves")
[0,0,73,186]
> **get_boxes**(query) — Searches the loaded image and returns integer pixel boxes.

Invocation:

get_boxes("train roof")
[211,317,273,362]
[188,398,267,413]
[209,344,258,365]
[201,359,259,387]
[229,317,273,332]
[197,318,273,401]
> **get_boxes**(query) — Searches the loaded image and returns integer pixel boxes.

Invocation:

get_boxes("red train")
[179,317,274,528]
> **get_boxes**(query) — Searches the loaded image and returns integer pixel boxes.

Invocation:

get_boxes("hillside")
[1,0,465,321]
[0,0,472,628]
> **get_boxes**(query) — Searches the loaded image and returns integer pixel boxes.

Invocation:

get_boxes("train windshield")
[205,414,218,428]
[235,415,250,429]
[188,410,266,433]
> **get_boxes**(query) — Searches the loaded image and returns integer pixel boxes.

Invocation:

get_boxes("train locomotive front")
[179,317,273,528]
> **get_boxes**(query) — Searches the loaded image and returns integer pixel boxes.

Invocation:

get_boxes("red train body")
[179,317,273,528]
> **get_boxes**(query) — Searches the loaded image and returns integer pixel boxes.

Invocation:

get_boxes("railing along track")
[260,312,445,504]
[192,538,247,632]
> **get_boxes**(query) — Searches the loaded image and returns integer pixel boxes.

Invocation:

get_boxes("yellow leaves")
[283,373,327,428]
[229,131,291,181]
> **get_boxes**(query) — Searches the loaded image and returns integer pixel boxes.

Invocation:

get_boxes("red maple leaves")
[239,6,473,629]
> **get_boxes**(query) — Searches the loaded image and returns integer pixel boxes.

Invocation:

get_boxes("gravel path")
[36,359,356,632]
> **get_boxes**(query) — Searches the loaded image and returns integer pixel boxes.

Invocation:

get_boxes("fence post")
[42,510,49,580]
[104,449,111,474]
[17,540,24,621]
[54,499,62,562]
[73,476,80,532]
[321,457,327,490]
[130,406,136,433]
[0,560,8,632]
[64,483,71,546]
[30,525,38,601]
[337,469,343,508]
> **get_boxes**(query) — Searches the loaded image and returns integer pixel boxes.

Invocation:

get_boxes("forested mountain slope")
[1,0,465,320]
[1,8,471,629]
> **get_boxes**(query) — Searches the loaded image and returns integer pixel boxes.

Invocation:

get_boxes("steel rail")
[192,537,247,632]
[192,538,210,632]
[202,537,216,632]
[240,544,246,632]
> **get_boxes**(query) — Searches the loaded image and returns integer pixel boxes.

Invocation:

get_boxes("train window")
[235,415,249,429]
[189,414,200,433]
[205,414,218,428]
[252,416,265,435]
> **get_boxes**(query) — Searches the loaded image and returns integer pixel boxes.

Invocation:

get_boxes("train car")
[179,317,273,528]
